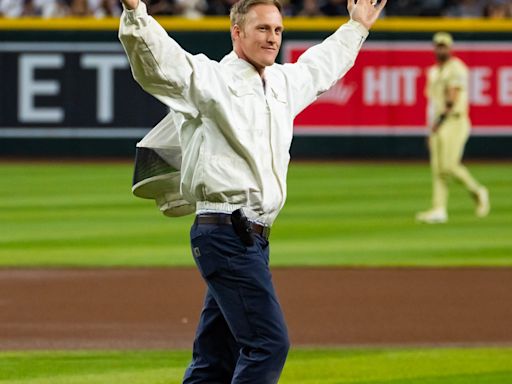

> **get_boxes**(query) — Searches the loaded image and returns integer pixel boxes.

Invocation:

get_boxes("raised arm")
[119,0,208,118]
[283,0,386,116]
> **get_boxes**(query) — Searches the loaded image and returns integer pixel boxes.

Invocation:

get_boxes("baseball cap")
[433,32,453,47]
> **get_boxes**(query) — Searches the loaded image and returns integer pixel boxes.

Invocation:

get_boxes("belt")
[196,214,271,240]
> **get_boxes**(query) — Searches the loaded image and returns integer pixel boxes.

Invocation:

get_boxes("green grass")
[1,348,511,383]
[0,162,511,267]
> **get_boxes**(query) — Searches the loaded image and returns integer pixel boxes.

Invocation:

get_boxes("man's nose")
[267,32,277,44]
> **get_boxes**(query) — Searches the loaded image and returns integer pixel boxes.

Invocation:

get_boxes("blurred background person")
[69,0,87,15]
[204,0,236,15]
[69,0,120,16]
[416,32,490,224]
[0,0,27,17]
[507,0,512,15]
[142,0,176,15]
[320,0,349,15]
[175,0,207,18]
[0,0,26,16]
[378,0,417,15]
[1,0,69,17]
[483,0,511,17]
[443,0,485,17]
[89,0,121,16]
[296,0,324,16]
[385,0,446,16]
[278,0,294,15]
[417,0,446,16]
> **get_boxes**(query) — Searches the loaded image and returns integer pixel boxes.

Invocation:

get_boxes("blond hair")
[230,0,282,27]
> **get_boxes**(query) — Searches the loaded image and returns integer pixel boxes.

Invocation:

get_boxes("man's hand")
[348,0,387,30]
[121,0,139,10]
[431,111,448,134]
[431,122,441,134]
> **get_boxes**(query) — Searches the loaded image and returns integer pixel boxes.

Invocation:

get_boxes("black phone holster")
[231,208,254,246]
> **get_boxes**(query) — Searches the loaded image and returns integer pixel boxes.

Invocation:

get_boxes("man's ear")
[231,24,242,41]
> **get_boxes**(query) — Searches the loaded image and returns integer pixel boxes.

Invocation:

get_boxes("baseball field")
[1,161,511,383]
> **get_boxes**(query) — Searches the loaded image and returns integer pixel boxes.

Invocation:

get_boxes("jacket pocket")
[228,82,254,97]
[271,86,288,105]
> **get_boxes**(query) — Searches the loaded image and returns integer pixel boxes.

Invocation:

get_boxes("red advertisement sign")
[284,42,512,136]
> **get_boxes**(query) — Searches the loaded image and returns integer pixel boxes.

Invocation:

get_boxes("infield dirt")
[1,268,511,350]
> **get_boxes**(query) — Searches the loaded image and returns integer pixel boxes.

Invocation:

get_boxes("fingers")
[377,0,387,11]
[347,0,355,13]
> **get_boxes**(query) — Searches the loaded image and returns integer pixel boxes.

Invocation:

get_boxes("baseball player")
[416,32,490,224]
[119,0,386,382]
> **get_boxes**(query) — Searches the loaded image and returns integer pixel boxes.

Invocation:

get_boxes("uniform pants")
[183,220,289,384]
[429,118,481,210]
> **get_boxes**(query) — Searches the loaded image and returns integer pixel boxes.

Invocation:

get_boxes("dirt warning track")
[1,268,511,350]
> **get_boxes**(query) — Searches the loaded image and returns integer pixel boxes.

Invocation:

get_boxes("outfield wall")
[1,17,511,158]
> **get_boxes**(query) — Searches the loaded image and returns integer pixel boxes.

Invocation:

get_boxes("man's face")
[232,4,283,74]
[434,43,451,63]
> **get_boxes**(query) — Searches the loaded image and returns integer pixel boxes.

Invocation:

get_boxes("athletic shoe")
[415,208,448,224]
[475,187,490,218]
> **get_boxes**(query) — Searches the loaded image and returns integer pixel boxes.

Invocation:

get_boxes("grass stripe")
[0,162,511,267]
[1,348,511,383]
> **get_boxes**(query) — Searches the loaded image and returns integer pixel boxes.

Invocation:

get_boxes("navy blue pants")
[183,219,290,384]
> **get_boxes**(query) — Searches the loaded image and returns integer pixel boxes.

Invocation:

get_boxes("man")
[416,32,489,224]
[119,0,386,382]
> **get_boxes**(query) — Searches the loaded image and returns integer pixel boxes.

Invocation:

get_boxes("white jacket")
[120,2,368,226]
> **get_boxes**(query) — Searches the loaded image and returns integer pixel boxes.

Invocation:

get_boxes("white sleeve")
[119,1,212,118]
[282,20,368,117]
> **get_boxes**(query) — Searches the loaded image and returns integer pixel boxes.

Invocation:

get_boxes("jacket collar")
[222,51,266,82]
[221,51,283,96]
